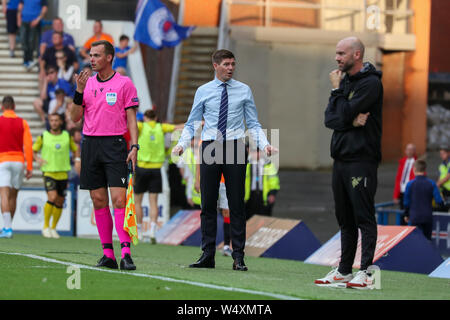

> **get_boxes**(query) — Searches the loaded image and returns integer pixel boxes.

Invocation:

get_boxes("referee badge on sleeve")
[106,92,117,106]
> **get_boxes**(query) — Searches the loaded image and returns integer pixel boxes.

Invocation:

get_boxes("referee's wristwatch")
[130,144,140,151]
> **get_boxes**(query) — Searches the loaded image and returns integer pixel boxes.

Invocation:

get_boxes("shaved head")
[335,37,365,75]
[338,37,365,60]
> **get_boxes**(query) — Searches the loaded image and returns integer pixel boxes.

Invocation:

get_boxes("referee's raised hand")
[71,70,90,122]
[74,69,90,94]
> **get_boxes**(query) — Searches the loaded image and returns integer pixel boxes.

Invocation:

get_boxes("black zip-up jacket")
[324,62,383,163]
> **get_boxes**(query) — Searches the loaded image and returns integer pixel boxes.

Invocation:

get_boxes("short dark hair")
[212,49,235,65]
[119,35,129,42]
[52,31,63,38]
[48,112,64,122]
[55,88,66,96]
[144,109,157,120]
[46,64,57,73]
[91,40,115,63]
[2,96,15,110]
[414,160,427,173]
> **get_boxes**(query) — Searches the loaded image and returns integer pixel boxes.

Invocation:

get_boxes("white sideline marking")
[0,252,300,300]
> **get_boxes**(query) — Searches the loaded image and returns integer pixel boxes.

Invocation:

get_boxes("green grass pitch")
[0,234,448,300]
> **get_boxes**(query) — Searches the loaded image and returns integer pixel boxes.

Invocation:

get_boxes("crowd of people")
[2,0,137,130]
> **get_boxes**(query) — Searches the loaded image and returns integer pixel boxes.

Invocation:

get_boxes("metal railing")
[375,201,405,225]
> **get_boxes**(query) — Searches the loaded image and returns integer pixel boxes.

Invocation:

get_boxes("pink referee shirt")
[82,72,139,136]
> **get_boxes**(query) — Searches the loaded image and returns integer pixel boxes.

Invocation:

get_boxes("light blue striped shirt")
[177,77,269,151]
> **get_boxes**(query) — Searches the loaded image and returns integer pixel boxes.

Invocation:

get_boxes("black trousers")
[20,22,40,63]
[332,160,378,274]
[200,139,247,260]
[246,190,274,220]
[414,222,432,240]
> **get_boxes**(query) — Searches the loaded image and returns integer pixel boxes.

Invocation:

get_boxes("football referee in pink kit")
[70,40,139,270]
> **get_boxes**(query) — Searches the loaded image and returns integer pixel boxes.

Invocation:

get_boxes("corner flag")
[134,0,195,50]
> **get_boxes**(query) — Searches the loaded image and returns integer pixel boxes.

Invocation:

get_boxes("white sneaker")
[314,268,354,287]
[222,245,232,257]
[149,223,157,244]
[42,228,52,238]
[346,270,374,289]
[50,229,60,239]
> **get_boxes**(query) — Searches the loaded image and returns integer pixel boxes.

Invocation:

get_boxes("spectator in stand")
[40,31,77,88]
[2,0,20,57]
[393,143,417,225]
[33,64,73,125]
[437,145,450,199]
[55,49,75,83]
[47,88,70,130]
[404,160,444,240]
[39,16,75,56]
[113,35,137,75]
[17,0,48,68]
[79,20,114,66]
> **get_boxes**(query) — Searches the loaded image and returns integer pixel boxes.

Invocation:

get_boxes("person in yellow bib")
[437,146,450,199]
[245,146,280,220]
[135,109,183,243]
[33,113,80,238]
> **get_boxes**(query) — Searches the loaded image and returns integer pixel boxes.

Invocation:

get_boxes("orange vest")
[0,110,33,170]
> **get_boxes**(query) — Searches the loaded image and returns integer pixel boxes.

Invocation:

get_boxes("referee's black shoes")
[120,254,136,270]
[96,255,118,269]
[233,258,248,271]
[189,253,215,268]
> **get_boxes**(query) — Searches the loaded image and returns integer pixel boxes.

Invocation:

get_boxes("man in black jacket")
[314,37,383,289]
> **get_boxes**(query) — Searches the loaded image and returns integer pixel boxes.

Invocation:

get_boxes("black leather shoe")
[96,255,118,269]
[120,254,136,270]
[189,253,215,268]
[233,258,248,271]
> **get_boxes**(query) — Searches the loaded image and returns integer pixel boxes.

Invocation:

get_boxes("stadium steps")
[173,27,217,123]
[0,6,44,187]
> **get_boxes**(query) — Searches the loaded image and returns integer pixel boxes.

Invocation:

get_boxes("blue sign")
[429,257,450,279]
